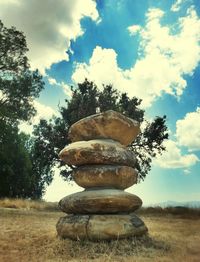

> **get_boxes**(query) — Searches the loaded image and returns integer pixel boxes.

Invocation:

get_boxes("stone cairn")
[56,110,148,240]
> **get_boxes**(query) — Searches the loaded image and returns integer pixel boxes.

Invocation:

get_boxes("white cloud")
[61,82,73,97]
[72,6,200,108]
[155,108,200,169]
[72,46,127,91]
[0,0,19,4]
[183,169,191,175]
[176,107,200,151]
[155,140,199,168]
[19,101,58,134]
[48,77,57,85]
[146,8,164,20]
[171,0,186,12]
[33,100,58,122]
[128,25,141,35]
[141,6,200,75]
[0,0,99,74]
[47,76,72,97]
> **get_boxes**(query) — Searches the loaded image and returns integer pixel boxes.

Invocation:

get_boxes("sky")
[0,0,200,205]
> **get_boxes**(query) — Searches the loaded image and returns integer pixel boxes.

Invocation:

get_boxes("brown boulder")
[56,214,89,240]
[73,165,138,189]
[59,189,142,214]
[56,213,148,240]
[59,139,136,167]
[68,110,140,146]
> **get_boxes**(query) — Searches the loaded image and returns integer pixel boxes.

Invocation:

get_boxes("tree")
[0,123,32,198]
[33,79,168,182]
[0,20,46,198]
[0,20,44,123]
[0,123,52,199]
[0,20,28,74]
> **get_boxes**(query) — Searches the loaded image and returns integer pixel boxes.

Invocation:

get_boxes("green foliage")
[32,117,70,181]
[0,70,44,122]
[61,80,98,126]
[0,123,53,199]
[0,20,45,198]
[34,79,168,182]
[131,116,168,180]
[0,20,28,74]
[0,123,32,198]
[0,20,44,123]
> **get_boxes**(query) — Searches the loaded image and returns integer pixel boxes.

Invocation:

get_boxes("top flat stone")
[68,110,140,146]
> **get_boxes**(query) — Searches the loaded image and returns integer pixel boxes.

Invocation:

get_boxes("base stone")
[56,213,148,240]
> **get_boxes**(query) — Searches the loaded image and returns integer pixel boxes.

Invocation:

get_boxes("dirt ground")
[0,208,200,262]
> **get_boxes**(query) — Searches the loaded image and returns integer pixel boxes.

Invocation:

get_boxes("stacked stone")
[56,110,148,240]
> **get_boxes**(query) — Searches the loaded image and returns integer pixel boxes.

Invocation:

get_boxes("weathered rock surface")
[59,139,136,167]
[73,165,138,189]
[56,213,148,240]
[59,189,142,214]
[56,214,89,240]
[57,110,147,240]
[68,110,140,146]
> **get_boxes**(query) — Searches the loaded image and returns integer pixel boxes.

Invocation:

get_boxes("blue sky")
[0,0,200,204]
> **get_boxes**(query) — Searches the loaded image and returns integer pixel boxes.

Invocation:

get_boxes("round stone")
[56,213,148,240]
[56,214,89,240]
[59,189,142,214]
[59,139,136,167]
[68,110,140,146]
[73,165,138,189]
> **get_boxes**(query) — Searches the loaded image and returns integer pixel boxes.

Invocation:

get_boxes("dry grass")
[137,206,200,218]
[0,206,200,262]
[0,198,58,211]
[1,198,200,218]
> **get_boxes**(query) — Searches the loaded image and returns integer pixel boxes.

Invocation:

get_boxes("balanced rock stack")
[56,110,148,240]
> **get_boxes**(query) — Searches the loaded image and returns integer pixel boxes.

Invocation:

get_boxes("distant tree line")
[0,20,168,199]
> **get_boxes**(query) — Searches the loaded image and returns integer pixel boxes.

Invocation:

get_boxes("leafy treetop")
[0,20,44,123]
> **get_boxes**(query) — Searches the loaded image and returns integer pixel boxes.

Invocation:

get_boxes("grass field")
[0,200,200,262]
